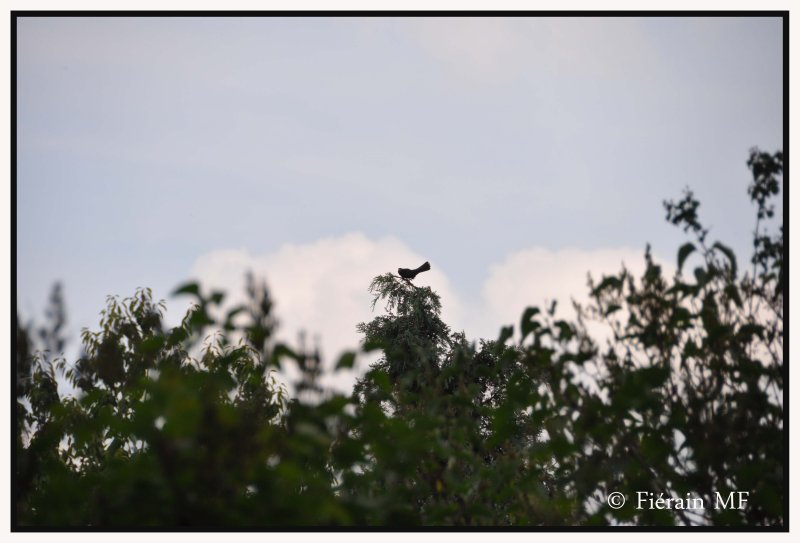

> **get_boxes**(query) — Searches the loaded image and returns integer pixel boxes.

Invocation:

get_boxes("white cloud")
[189,233,462,394]
[481,246,654,323]
[188,233,673,396]
[473,246,675,348]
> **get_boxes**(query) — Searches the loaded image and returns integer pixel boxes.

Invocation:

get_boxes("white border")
[2,2,794,540]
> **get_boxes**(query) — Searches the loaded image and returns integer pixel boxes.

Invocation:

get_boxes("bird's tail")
[416,261,431,273]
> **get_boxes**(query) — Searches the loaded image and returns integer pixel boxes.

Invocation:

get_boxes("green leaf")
[682,339,701,359]
[270,344,299,369]
[591,275,622,297]
[369,369,391,393]
[724,284,743,308]
[737,323,765,342]
[520,307,541,341]
[361,338,386,352]
[172,282,200,297]
[223,305,246,331]
[713,241,738,278]
[677,242,696,273]
[225,306,246,320]
[671,306,693,328]
[335,351,356,370]
[555,320,574,341]
[497,325,514,345]
[188,307,214,329]
[139,335,165,354]
[166,326,187,346]
[693,267,707,286]
[209,290,225,305]
[639,365,670,388]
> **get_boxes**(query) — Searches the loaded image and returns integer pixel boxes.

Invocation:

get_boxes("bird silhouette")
[398,261,431,280]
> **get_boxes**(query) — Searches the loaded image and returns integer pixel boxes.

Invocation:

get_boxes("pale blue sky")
[16,16,783,366]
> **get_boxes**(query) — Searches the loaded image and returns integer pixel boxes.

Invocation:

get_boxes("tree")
[15,149,784,527]
[343,275,569,524]
[513,148,784,526]
[15,277,351,526]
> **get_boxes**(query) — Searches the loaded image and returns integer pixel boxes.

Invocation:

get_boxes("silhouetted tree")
[15,149,783,527]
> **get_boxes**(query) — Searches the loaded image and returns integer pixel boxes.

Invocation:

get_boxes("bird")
[398,261,431,280]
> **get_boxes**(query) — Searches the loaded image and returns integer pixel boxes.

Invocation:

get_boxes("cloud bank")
[189,233,673,395]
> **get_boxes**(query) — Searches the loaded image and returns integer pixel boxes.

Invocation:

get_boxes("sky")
[16,16,784,393]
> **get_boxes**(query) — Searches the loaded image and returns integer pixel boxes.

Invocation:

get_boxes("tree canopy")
[15,149,784,527]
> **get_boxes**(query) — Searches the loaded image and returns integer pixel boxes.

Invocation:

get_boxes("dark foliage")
[15,149,783,527]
